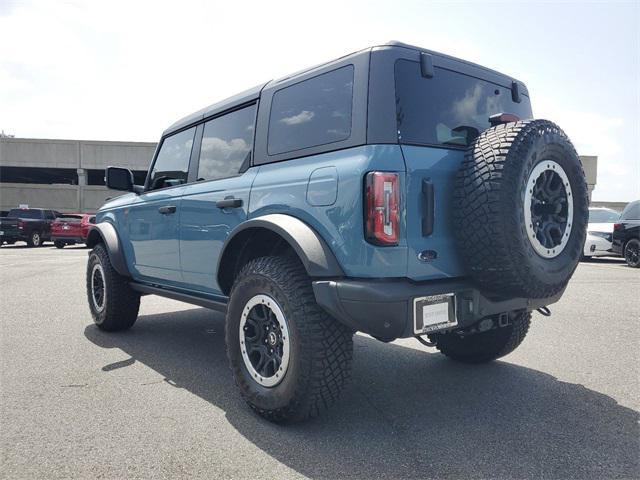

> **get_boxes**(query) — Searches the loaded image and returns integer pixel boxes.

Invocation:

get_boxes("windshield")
[395,60,533,148]
[7,209,42,219]
[588,208,619,223]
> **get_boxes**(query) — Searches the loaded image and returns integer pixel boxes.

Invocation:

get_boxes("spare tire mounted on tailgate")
[454,119,589,299]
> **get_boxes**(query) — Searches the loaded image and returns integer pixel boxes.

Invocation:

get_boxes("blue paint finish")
[249,145,408,278]
[178,169,257,294]
[306,166,338,206]
[401,145,466,280]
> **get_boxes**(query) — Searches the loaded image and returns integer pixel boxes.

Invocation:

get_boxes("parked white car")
[583,207,620,258]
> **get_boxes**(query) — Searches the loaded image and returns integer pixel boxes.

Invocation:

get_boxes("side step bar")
[129,282,228,313]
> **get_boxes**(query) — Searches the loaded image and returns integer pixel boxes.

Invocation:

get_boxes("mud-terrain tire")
[454,120,589,298]
[429,311,531,364]
[226,255,353,423]
[54,241,65,249]
[624,239,640,268]
[26,231,42,247]
[86,243,140,331]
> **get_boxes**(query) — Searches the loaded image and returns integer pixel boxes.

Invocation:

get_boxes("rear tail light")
[365,171,399,246]
[613,223,623,231]
[18,220,25,230]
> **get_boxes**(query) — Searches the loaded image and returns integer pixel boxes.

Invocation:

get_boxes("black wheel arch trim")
[85,223,131,277]
[217,214,344,294]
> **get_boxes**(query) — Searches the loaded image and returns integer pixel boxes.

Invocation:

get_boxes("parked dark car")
[51,213,96,248]
[613,200,640,267]
[0,208,59,247]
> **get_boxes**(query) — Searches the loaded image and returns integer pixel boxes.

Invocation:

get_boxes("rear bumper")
[584,234,613,257]
[51,235,84,243]
[313,278,563,340]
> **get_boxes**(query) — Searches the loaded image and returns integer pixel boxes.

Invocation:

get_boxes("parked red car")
[51,213,96,248]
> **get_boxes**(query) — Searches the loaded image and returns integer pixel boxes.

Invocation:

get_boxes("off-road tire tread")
[87,243,140,331]
[430,311,531,364]
[227,255,353,423]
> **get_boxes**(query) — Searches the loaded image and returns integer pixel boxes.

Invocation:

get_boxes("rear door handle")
[216,197,243,209]
[158,205,177,215]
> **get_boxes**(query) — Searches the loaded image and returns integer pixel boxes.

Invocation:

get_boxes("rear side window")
[268,65,354,155]
[197,104,256,182]
[395,59,533,148]
[148,127,196,190]
[621,201,640,220]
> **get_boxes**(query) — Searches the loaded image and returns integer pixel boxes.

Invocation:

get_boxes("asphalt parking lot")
[0,244,638,479]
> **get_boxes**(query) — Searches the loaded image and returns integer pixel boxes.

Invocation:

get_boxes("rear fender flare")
[217,214,343,293]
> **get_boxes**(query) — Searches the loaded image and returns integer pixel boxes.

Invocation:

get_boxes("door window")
[197,105,257,182]
[148,127,196,190]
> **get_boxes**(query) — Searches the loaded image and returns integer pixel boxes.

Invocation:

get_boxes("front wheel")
[226,255,353,423]
[86,243,140,331]
[624,239,640,268]
[428,311,532,364]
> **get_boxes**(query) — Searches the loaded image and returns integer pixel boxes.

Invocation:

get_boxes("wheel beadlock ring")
[239,294,290,388]
[91,263,106,312]
[524,160,574,258]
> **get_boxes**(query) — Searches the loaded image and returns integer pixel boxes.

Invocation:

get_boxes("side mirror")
[106,167,134,191]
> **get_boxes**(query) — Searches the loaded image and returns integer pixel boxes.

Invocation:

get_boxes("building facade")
[0,137,157,213]
[1,136,599,214]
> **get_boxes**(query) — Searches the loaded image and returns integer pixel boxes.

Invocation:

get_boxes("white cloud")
[279,110,315,126]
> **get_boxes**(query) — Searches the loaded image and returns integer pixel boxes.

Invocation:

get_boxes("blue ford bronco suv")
[86,42,588,422]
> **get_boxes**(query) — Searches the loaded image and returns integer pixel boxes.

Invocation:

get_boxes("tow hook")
[415,335,437,347]
[536,306,552,317]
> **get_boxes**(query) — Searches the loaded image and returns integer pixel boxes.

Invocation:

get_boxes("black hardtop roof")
[163,41,526,137]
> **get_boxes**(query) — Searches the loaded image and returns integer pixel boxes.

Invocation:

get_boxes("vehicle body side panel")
[249,144,408,278]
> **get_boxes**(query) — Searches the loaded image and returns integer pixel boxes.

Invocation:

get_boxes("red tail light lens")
[365,171,399,246]
[18,220,25,230]
[613,223,623,231]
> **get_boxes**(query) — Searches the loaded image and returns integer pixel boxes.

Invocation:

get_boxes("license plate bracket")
[413,293,457,334]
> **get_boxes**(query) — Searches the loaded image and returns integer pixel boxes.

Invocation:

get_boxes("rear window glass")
[268,65,354,155]
[395,59,533,148]
[621,201,640,220]
[588,209,619,223]
[56,215,83,222]
[7,209,42,219]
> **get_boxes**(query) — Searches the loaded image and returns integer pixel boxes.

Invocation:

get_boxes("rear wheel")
[27,231,42,247]
[226,255,353,423]
[428,311,531,364]
[86,243,140,331]
[624,239,640,268]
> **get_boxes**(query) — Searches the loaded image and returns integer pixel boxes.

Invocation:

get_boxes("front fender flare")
[217,214,343,287]
[86,223,131,277]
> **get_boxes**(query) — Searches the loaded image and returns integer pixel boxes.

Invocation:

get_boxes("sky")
[0,0,638,201]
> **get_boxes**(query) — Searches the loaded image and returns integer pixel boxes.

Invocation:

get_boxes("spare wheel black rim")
[524,160,574,258]
[239,294,290,388]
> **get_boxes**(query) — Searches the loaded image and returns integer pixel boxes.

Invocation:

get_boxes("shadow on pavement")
[84,308,639,479]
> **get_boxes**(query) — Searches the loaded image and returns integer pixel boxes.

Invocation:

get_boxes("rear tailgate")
[52,217,83,236]
[402,146,465,280]
[0,217,20,236]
